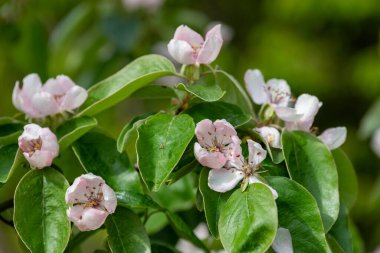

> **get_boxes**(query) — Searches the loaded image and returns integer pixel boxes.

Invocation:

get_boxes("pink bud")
[168,24,223,65]
[65,173,117,231]
[18,124,59,169]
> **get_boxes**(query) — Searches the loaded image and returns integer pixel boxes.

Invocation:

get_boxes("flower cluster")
[194,119,278,198]
[13,74,87,119]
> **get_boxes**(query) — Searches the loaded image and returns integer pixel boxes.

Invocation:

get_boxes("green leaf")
[14,168,70,253]
[129,85,177,100]
[176,74,225,102]
[106,207,151,253]
[329,204,353,253]
[282,131,339,232]
[327,234,345,253]
[218,184,278,253]
[136,113,195,191]
[56,116,97,152]
[267,177,328,252]
[72,131,142,193]
[185,102,251,127]
[165,211,208,251]
[0,117,24,146]
[359,97,380,138]
[0,144,24,184]
[78,54,176,116]
[199,168,231,238]
[115,191,161,210]
[332,148,358,210]
[151,240,180,253]
[215,70,254,115]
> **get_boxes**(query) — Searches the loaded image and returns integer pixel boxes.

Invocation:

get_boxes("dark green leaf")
[359,98,380,138]
[282,131,339,232]
[0,144,23,184]
[185,102,251,127]
[78,54,176,116]
[106,207,151,253]
[151,240,180,253]
[332,149,358,210]
[14,168,70,253]
[267,177,328,252]
[116,191,161,210]
[199,168,231,238]
[218,184,278,253]
[329,204,353,253]
[56,116,97,152]
[0,117,24,146]
[327,234,345,253]
[136,113,195,191]
[129,85,177,100]
[72,131,142,193]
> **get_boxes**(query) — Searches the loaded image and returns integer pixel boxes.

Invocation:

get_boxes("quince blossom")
[318,127,347,150]
[168,24,223,65]
[255,126,281,149]
[12,73,87,118]
[194,119,238,169]
[18,123,59,169]
[65,173,117,231]
[244,69,291,108]
[208,138,278,198]
[371,129,380,157]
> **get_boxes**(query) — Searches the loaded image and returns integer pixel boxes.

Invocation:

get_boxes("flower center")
[24,137,43,157]
[266,134,274,145]
[267,86,290,105]
[82,183,104,208]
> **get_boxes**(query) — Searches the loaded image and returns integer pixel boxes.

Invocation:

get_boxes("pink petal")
[65,176,92,203]
[60,85,88,110]
[101,184,117,213]
[208,167,244,192]
[40,128,59,157]
[24,150,54,169]
[197,24,223,64]
[244,69,269,105]
[67,206,108,231]
[173,25,204,48]
[255,127,281,149]
[21,74,42,99]
[226,136,244,169]
[247,140,267,166]
[43,75,74,95]
[31,91,60,117]
[318,127,347,150]
[167,39,196,65]
[266,79,291,107]
[12,81,23,111]
[214,119,237,146]
[249,177,278,199]
[19,123,42,141]
[371,129,380,157]
[194,142,227,169]
[195,119,215,147]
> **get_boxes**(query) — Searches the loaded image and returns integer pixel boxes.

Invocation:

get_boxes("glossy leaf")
[165,211,207,251]
[129,85,177,100]
[14,168,70,253]
[78,54,176,116]
[267,177,328,252]
[0,117,24,146]
[359,97,380,138]
[136,113,195,191]
[329,204,353,253]
[106,207,151,253]
[185,102,251,127]
[218,184,278,253]
[332,148,358,210]
[199,168,231,238]
[0,144,23,184]
[282,131,339,232]
[56,116,97,152]
[327,234,345,253]
[116,191,161,210]
[72,131,142,193]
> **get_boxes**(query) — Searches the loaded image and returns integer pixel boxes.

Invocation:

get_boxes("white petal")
[371,129,380,157]
[266,79,291,107]
[247,140,267,166]
[173,25,204,47]
[255,127,281,149]
[67,206,108,231]
[275,107,302,122]
[21,73,42,98]
[249,177,278,199]
[31,92,60,116]
[272,227,293,253]
[194,142,227,169]
[167,39,196,65]
[318,127,347,150]
[294,94,321,126]
[208,168,244,192]
[244,69,269,105]
[43,75,74,95]
[101,184,117,213]
[213,119,237,146]
[12,81,23,111]
[197,24,223,64]
[60,85,88,110]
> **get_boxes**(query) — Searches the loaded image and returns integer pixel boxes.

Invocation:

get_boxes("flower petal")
[272,227,293,253]
[371,129,380,157]
[40,127,59,157]
[244,69,269,105]
[12,81,23,111]
[167,39,196,65]
[247,140,267,166]
[67,206,108,231]
[21,73,42,99]
[173,25,204,47]
[194,142,227,169]
[60,85,88,110]
[195,119,215,147]
[31,91,60,117]
[266,78,291,107]
[208,168,244,192]
[101,183,117,213]
[197,24,223,64]
[318,127,347,150]
[43,75,74,95]
[275,107,302,122]
[24,150,54,169]
[214,119,237,146]
[249,177,278,199]
[294,93,322,130]
[255,127,281,149]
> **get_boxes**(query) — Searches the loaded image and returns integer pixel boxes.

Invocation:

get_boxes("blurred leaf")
[168,160,200,185]
[106,207,151,253]
[185,102,251,127]
[0,144,23,185]
[282,131,339,232]
[56,116,97,152]
[116,191,161,210]
[327,234,345,253]
[14,168,70,253]
[332,148,358,210]
[218,184,278,253]
[199,168,231,238]
[78,55,176,116]
[136,113,195,191]
[0,117,24,146]
[329,204,353,253]
[267,177,328,252]
[165,211,208,251]
[359,97,380,139]
[151,240,180,253]
[72,131,142,193]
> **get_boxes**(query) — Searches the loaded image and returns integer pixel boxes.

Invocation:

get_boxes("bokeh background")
[0,0,380,252]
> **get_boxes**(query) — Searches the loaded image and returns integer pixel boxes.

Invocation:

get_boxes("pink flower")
[12,74,87,118]
[208,139,278,198]
[194,119,238,169]
[318,127,347,150]
[244,69,291,108]
[18,124,59,169]
[255,126,281,149]
[65,173,117,231]
[167,24,223,65]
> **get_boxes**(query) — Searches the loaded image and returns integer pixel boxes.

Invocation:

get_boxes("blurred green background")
[0,0,380,251]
